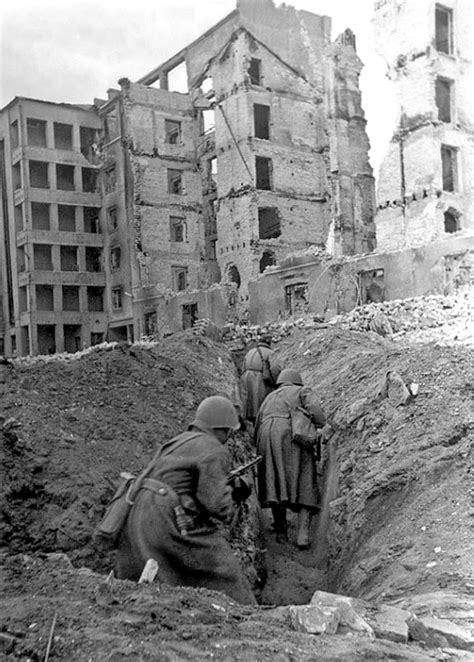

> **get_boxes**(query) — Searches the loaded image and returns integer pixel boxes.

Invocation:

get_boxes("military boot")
[271,504,288,543]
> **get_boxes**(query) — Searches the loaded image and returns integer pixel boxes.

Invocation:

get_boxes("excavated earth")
[0,298,473,661]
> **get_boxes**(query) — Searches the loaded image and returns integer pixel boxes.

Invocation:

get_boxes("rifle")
[227,455,262,483]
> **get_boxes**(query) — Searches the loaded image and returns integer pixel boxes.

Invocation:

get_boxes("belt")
[262,414,290,421]
[245,368,262,373]
[141,478,202,536]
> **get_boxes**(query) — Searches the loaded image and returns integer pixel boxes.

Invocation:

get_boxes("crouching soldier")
[115,396,256,605]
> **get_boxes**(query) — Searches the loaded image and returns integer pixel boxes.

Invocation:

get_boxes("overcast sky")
[0,0,397,172]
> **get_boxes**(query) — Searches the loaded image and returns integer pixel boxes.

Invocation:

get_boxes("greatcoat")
[255,383,326,511]
[115,423,255,605]
[240,343,281,421]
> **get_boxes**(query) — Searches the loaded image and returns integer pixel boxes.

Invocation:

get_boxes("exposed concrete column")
[72,124,81,153]
[159,71,169,90]
[55,322,65,354]
[45,120,55,150]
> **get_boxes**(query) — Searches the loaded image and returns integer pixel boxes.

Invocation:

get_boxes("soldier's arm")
[196,449,233,521]
[301,386,326,427]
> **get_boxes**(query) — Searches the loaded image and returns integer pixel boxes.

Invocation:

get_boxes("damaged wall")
[374,0,474,252]
[248,234,474,324]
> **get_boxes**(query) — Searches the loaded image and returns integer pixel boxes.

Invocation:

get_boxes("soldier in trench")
[115,396,256,605]
[240,333,281,426]
[254,368,326,550]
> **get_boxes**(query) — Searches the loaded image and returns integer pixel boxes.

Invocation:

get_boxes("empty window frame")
[12,162,22,190]
[165,119,181,144]
[144,311,158,336]
[104,166,116,193]
[33,244,53,271]
[60,245,78,271]
[172,265,188,291]
[358,269,385,304]
[31,202,50,231]
[58,205,76,232]
[441,145,457,191]
[255,156,272,190]
[435,5,453,54]
[29,160,49,188]
[91,332,104,346]
[182,303,198,330]
[87,287,104,312]
[27,118,47,147]
[170,216,186,242]
[84,207,101,233]
[110,246,121,271]
[14,204,24,232]
[285,282,308,315]
[254,104,270,139]
[62,286,80,311]
[104,113,119,143]
[168,169,183,194]
[54,122,73,150]
[248,58,262,85]
[36,285,54,311]
[112,286,123,310]
[10,120,19,149]
[80,126,97,159]
[107,206,118,231]
[85,247,103,272]
[259,250,276,273]
[82,167,98,193]
[56,164,75,190]
[444,208,461,233]
[258,207,281,238]
[435,77,453,122]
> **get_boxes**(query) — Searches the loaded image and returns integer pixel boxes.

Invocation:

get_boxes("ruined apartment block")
[0,98,104,356]
[374,0,474,251]
[107,0,375,311]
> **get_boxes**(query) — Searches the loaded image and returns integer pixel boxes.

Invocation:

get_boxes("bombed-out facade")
[1,0,376,355]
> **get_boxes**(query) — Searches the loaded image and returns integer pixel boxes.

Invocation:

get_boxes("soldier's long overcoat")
[240,343,280,421]
[115,424,255,604]
[255,384,326,511]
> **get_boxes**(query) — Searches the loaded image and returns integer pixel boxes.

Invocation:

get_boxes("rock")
[385,370,411,406]
[364,604,410,644]
[310,591,374,639]
[408,614,474,652]
[0,632,18,654]
[289,604,340,635]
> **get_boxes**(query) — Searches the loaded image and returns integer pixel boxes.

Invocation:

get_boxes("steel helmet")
[193,396,240,431]
[277,368,303,386]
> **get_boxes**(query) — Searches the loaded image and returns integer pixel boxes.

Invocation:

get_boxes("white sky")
[0,0,397,173]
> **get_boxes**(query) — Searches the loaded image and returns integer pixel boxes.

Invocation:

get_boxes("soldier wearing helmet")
[240,333,281,426]
[115,396,256,604]
[254,368,326,549]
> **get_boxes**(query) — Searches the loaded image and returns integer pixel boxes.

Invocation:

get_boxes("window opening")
[86,247,102,272]
[29,161,49,188]
[56,164,75,190]
[84,207,101,233]
[27,118,47,147]
[82,167,98,193]
[227,264,241,288]
[144,311,158,336]
[202,107,215,133]
[254,104,270,139]
[167,61,188,93]
[54,122,73,150]
[37,324,56,355]
[435,5,453,54]
[258,207,281,238]
[64,325,82,353]
[58,205,76,232]
[19,287,27,313]
[165,120,181,144]
[182,303,198,330]
[62,286,80,311]
[444,208,460,233]
[87,287,104,312]
[104,113,119,142]
[31,202,50,231]
[14,204,24,233]
[172,265,188,291]
[441,145,457,192]
[260,250,276,273]
[36,285,54,311]
[285,282,309,315]
[104,166,116,193]
[248,58,262,85]
[112,287,123,309]
[255,156,272,190]
[10,120,19,149]
[436,78,452,122]
[170,216,186,242]
[358,269,385,304]
[80,126,98,160]
[12,162,22,190]
[60,245,78,271]
[91,332,104,346]
[107,206,118,231]
[110,246,121,270]
[168,169,183,194]
[33,244,53,271]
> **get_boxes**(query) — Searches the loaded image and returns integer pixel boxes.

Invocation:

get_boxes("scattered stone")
[289,604,340,635]
[0,633,18,654]
[408,614,474,652]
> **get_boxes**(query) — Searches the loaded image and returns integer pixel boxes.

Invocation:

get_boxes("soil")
[1,298,473,660]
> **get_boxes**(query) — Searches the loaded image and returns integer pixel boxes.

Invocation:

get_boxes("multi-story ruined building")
[0,0,375,356]
[374,0,473,250]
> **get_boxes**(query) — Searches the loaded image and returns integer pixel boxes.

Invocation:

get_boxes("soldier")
[254,368,326,549]
[240,333,281,426]
[115,396,256,604]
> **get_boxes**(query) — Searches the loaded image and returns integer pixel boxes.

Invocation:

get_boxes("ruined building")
[0,0,375,356]
[374,0,473,250]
